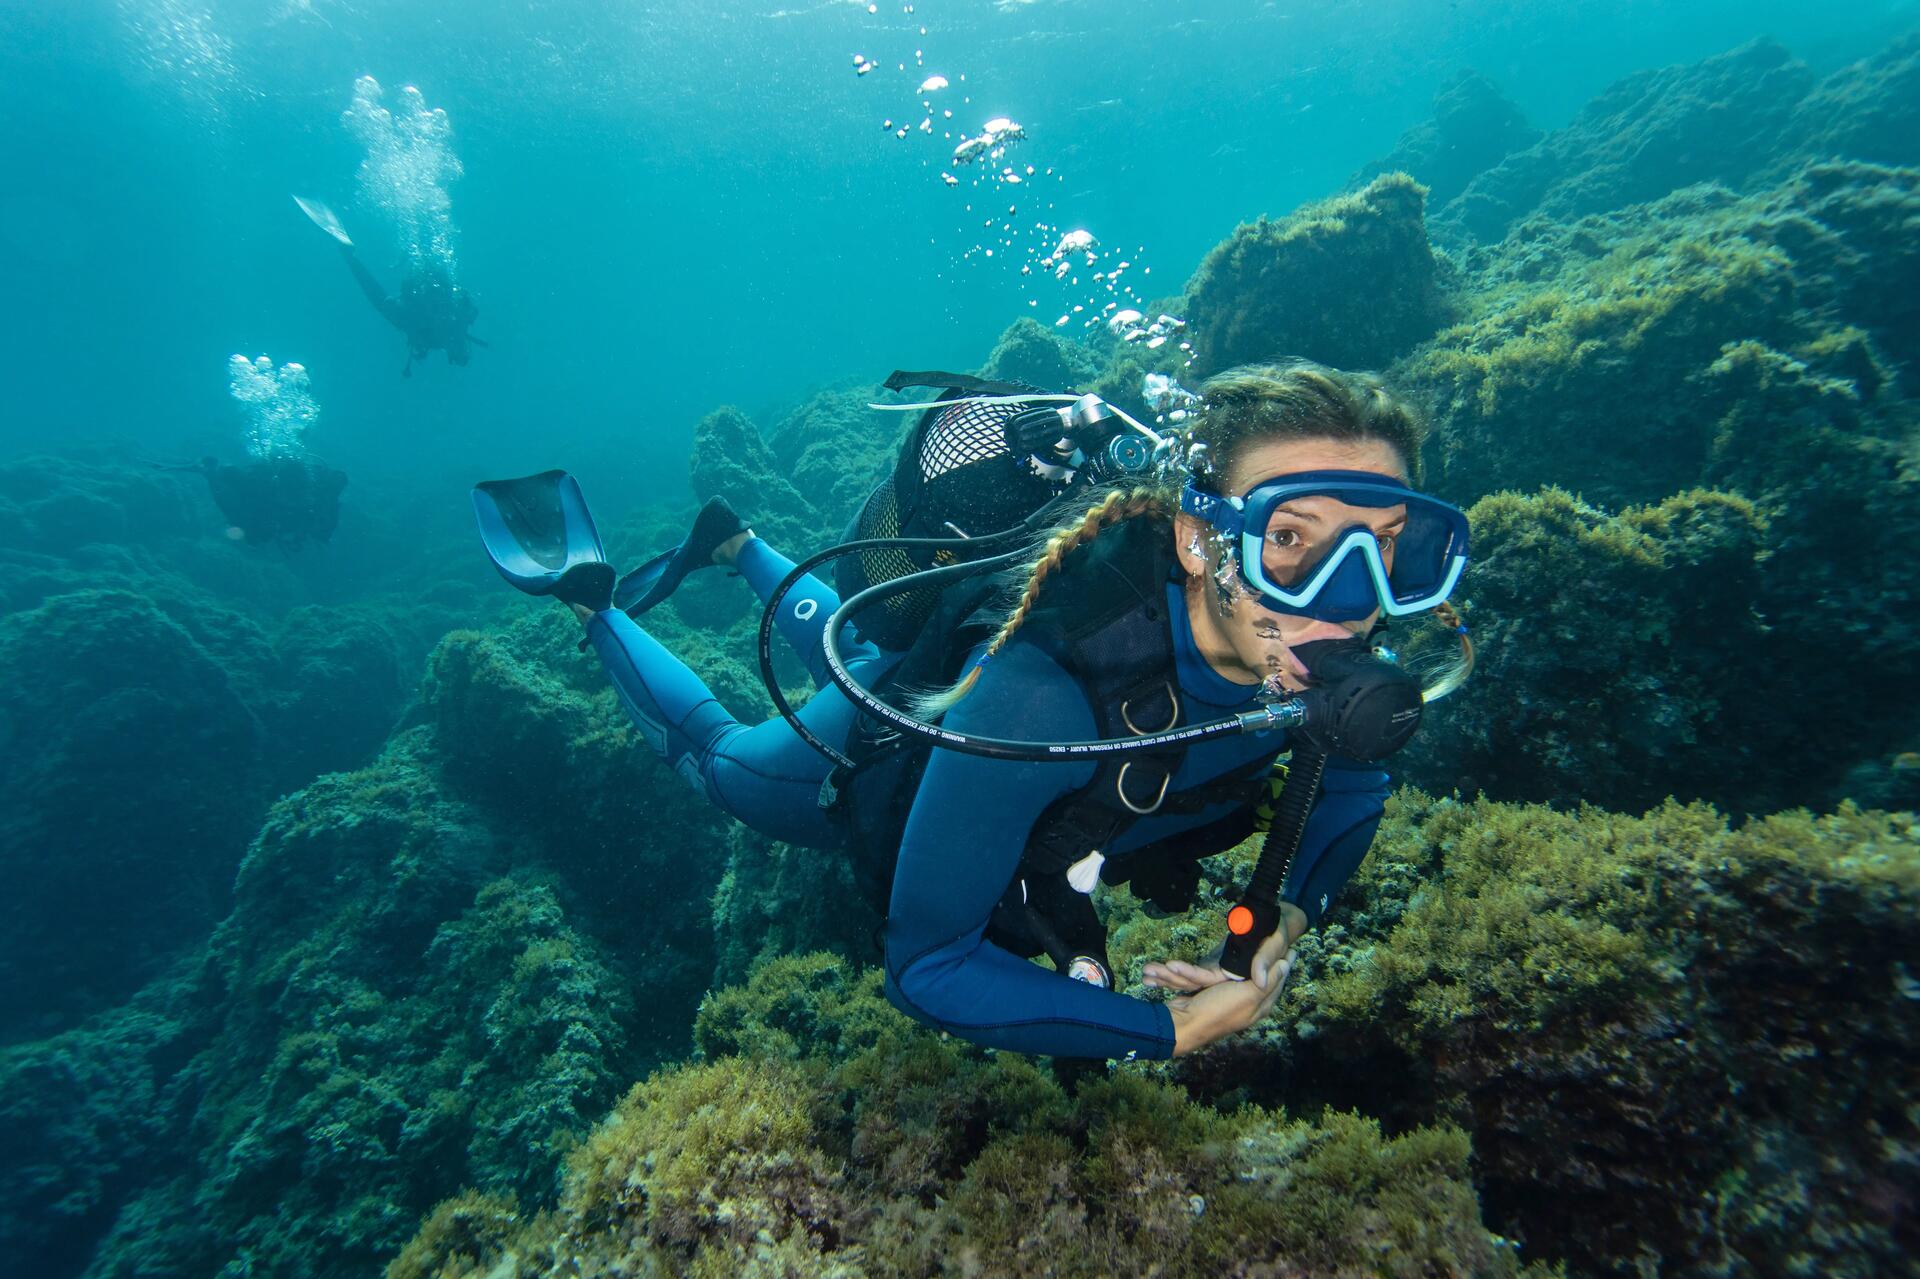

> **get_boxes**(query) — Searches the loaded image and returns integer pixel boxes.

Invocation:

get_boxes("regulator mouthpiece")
[1289,638,1424,763]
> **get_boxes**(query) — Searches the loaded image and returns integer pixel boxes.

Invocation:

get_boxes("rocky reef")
[1426,35,1920,246]
[6,28,1920,1279]
[1102,794,1920,1277]
[0,453,460,1038]
[1182,172,1449,378]
[390,955,1550,1279]
[1391,158,1920,813]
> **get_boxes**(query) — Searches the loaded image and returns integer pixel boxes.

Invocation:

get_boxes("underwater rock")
[1438,38,1815,243]
[0,453,458,1040]
[1388,486,1781,815]
[1774,31,1920,178]
[1407,179,1804,510]
[1350,70,1542,212]
[11,599,761,1277]
[392,956,1547,1278]
[0,991,199,1276]
[0,588,268,1038]
[419,617,732,1006]
[1106,790,1920,1278]
[710,826,879,987]
[771,382,903,538]
[1181,172,1447,378]
[1755,162,1920,388]
[260,602,416,787]
[71,733,643,1279]
[980,315,1106,392]
[1694,338,1920,731]
[689,404,813,555]
[0,452,202,563]
[1288,795,1920,1278]
[1402,158,1920,809]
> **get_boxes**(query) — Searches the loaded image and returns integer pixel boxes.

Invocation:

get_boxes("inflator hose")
[1215,640,1424,979]
[1219,746,1328,979]
[757,533,1301,769]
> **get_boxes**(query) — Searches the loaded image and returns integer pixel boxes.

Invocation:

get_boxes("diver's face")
[1174,435,1408,692]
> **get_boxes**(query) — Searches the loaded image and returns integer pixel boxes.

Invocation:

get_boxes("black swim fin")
[614,496,751,616]
[472,470,616,611]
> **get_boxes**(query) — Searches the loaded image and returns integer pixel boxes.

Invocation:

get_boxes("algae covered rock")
[1439,39,1815,243]
[1350,70,1541,211]
[1182,172,1447,379]
[690,404,814,555]
[980,315,1106,391]
[769,382,903,538]
[1758,162,1920,387]
[1401,161,1920,809]
[1145,792,1920,1279]
[75,732,644,1279]
[392,955,1546,1278]
[1774,31,1920,177]
[1390,486,1780,814]
[31,597,757,1277]
[1408,182,1804,509]
[0,588,267,1036]
[0,994,199,1275]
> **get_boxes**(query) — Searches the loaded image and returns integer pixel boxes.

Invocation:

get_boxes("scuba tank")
[834,371,1167,649]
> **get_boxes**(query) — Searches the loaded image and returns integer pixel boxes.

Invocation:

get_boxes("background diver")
[294,196,485,376]
[157,453,348,548]
[472,361,1473,1061]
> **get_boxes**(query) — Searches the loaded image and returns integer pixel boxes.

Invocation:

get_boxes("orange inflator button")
[1227,905,1254,935]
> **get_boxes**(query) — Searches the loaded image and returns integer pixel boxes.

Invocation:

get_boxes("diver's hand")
[1144,924,1291,993]
[1141,902,1308,993]
[1165,944,1296,1056]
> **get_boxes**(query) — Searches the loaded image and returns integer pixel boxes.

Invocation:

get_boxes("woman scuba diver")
[472,360,1471,1060]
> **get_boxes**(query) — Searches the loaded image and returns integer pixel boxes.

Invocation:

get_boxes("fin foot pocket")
[616,496,751,616]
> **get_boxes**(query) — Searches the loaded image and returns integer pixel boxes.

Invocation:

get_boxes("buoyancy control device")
[754,370,1438,982]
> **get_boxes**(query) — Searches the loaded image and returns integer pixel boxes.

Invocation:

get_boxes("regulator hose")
[1219,639,1424,979]
[758,534,1310,769]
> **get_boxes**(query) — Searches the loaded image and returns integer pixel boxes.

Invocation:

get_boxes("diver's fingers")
[1141,963,1191,992]
[1254,950,1297,1019]
[1142,962,1207,992]
[1249,928,1293,989]
[1144,960,1232,992]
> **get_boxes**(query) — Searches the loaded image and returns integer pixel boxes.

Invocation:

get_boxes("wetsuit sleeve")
[1282,759,1390,928]
[882,641,1179,1060]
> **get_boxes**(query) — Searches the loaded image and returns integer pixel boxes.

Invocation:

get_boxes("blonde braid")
[912,485,1171,716]
[1421,599,1476,702]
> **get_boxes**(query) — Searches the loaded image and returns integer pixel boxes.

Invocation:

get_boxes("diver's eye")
[1266,528,1303,550]
[1376,532,1397,552]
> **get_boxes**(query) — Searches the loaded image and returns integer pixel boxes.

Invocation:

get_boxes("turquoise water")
[0,0,1907,510]
[2,2,1917,1276]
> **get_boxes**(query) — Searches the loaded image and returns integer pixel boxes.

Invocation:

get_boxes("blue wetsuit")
[586,537,1389,1061]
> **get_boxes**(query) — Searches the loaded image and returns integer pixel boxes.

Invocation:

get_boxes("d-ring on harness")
[1115,680,1179,815]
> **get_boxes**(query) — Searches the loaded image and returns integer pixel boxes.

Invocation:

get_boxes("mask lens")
[1244,477,1467,611]
[1258,498,1405,590]
[1386,503,1458,601]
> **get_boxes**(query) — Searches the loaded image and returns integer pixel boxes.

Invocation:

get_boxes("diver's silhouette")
[295,196,487,376]
[158,455,348,549]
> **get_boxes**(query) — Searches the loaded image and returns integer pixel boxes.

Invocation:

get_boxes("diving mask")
[1180,470,1470,622]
